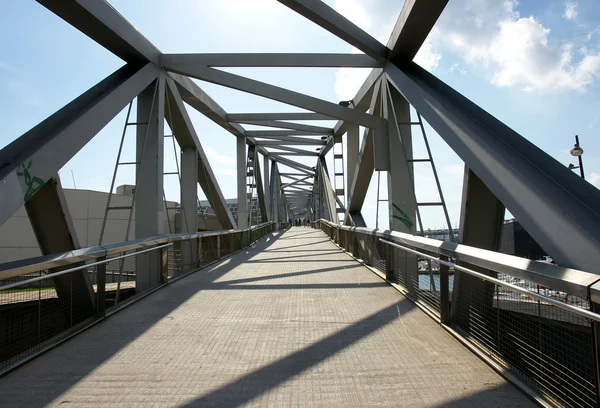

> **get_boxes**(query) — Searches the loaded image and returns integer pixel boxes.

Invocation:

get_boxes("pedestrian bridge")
[1,223,599,407]
[3,1,600,407]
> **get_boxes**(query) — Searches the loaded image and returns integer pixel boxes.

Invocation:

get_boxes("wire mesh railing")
[0,221,278,375]
[315,219,600,408]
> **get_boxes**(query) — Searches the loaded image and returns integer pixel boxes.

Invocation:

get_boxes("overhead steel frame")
[0,0,597,283]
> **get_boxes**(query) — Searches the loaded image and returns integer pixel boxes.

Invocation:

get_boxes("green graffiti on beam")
[16,161,45,202]
[391,202,413,230]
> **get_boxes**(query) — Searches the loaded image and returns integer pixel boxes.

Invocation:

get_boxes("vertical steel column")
[181,148,198,268]
[346,124,359,199]
[263,154,271,221]
[384,82,418,295]
[439,255,450,324]
[95,258,106,318]
[136,77,165,292]
[135,77,165,239]
[237,136,248,228]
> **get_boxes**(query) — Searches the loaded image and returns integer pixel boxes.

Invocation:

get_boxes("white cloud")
[449,63,467,75]
[204,147,235,166]
[414,40,441,71]
[430,0,600,92]
[564,1,578,20]
[332,0,398,101]
[589,172,600,189]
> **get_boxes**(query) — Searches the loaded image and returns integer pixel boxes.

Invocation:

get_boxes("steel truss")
[0,0,598,276]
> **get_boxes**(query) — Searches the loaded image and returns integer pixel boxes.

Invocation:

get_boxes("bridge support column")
[237,136,248,229]
[181,147,198,268]
[135,76,165,293]
[346,124,359,200]
[384,82,418,293]
[451,167,505,323]
[26,176,95,316]
[263,154,270,221]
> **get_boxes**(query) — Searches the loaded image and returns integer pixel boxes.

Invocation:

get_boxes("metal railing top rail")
[0,221,276,281]
[317,219,600,300]
[0,243,173,292]
[380,238,600,323]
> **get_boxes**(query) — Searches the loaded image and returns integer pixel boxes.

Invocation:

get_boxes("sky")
[1,0,599,231]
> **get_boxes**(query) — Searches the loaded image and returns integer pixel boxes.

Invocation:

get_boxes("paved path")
[0,227,533,407]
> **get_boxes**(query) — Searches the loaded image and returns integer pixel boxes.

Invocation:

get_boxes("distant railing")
[315,219,600,408]
[0,221,279,375]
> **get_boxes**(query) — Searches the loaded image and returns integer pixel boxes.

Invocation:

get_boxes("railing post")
[217,235,221,258]
[198,237,203,267]
[160,245,168,284]
[591,301,600,407]
[385,241,394,281]
[440,255,450,324]
[96,258,106,318]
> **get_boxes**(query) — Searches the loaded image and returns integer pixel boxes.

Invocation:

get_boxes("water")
[418,273,454,292]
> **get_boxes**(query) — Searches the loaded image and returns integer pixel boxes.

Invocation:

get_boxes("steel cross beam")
[263,145,320,155]
[228,113,335,121]
[161,53,381,68]
[232,120,333,135]
[247,131,328,138]
[161,64,385,130]
[256,139,325,146]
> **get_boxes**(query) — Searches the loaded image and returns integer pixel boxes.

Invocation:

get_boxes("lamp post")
[569,135,585,179]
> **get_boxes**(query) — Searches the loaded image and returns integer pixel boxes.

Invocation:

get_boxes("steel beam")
[162,65,385,129]
[246,130,329,137]
[180,147,199,266]
[386,0,448,63]
[383,80,416,233]
[263,153,271,221]
[161,53,380,68]
[237,136,248,228]
[271,153,318,157]
[326,0,446,155]
[269,156,314,173]
[458,167,506,250]
[251,147,268,223]
[37,0,161,65]
[318,157,339,223]
[263,145,320,155]
[136,77,165,240]
[386,61,600,272]
[345,79,381,222]
[0,63,159,228]
[234,120,333,135]
[165,77,236,229]
[276,0,388,62]
[346,124,359,197]
[257,140,325,146]
[229,112,335,121]
[25,176,95,313]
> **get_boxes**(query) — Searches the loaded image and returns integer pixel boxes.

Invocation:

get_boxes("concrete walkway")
[0,227,533,407]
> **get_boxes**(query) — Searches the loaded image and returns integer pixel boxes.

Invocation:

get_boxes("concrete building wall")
[0,188,178,264]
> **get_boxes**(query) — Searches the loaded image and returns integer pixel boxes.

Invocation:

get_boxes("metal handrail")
[0,222,276,280]
[0,243,173,292]
[317,218,600,299]
[380,239,600,323]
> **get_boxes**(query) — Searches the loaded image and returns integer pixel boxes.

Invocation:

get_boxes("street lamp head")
[570,145,584,157]
[338,100,354,107]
